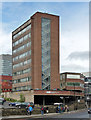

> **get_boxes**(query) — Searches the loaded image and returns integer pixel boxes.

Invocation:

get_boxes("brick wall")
[3,90,34,102]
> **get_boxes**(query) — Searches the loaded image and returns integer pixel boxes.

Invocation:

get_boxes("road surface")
[1,109,91,120]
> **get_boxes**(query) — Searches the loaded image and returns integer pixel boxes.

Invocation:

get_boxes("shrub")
[5,97,18,102]
[19,94,25,102]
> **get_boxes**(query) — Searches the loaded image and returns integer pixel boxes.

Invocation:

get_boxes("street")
[1,109,91,120]
[41,109,91,119]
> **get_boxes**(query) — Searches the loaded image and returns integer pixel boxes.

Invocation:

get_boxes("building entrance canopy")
[34,90,84,97]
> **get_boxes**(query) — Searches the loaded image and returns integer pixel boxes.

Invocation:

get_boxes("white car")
[15,102,21,107]
[0,98,6,105]
[88,108,91,114]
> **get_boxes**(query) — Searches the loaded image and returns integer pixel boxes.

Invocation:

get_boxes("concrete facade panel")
[13,73,31,80]
[13,81,31,88]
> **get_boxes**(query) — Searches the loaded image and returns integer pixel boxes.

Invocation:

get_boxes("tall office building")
[0,54,12,92]
[12,12,60,91]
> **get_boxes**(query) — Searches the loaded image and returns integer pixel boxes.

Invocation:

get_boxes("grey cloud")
[67,51,89,61]
[61,64,88,73]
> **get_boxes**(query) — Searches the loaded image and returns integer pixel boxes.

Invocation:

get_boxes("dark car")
[16,102,34,109]
[88,108,91,114]
[9,102,16,106]
[16,102,30,108]
[9,102,21,107]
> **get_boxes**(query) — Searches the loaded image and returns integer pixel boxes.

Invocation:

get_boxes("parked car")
[0,98,6,105]
[15,102,21,107]
[16,102,29,108]
[9,102,21,106]
[0,98,6,102]
[9,102,16,106]
[88,108,91,114]
[16,102,34,108]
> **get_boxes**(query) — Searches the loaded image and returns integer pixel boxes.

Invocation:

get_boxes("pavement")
[0,108,86,120]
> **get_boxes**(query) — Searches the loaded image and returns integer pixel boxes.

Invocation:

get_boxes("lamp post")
[90,83,91,107]
[73,83,76,110]
[88,82,90,108]
[88,83,91,108]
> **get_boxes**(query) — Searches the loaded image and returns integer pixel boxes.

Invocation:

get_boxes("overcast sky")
[0,1,89,73]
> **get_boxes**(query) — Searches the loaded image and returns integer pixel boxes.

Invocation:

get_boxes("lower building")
[60,72,84,92]
[3,72,84,105]
[0,54,12,93]
[0,75,12,92]
[4,88,84,105]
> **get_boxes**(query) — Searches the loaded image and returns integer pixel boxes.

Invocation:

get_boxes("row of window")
[13,77,31,84]
[2,89,12,91]
[67,82,84,87]
[13,33,31,47]
[60,74,84,81]
[13,59,31,69]
[12,85,31,91]
[1,62,11,65]
[13,68,31,76]
[2,60,12,63]
[67,82,80,86]
[0,73,12,76]
[13,50,31,62]
[2,80,12,82]
[13,42,31,54]
[13,24,31,40]
[67,74,80,79]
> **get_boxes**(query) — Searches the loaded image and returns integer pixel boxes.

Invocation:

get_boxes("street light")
[88,83,91,108]
[73,83,76,110]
